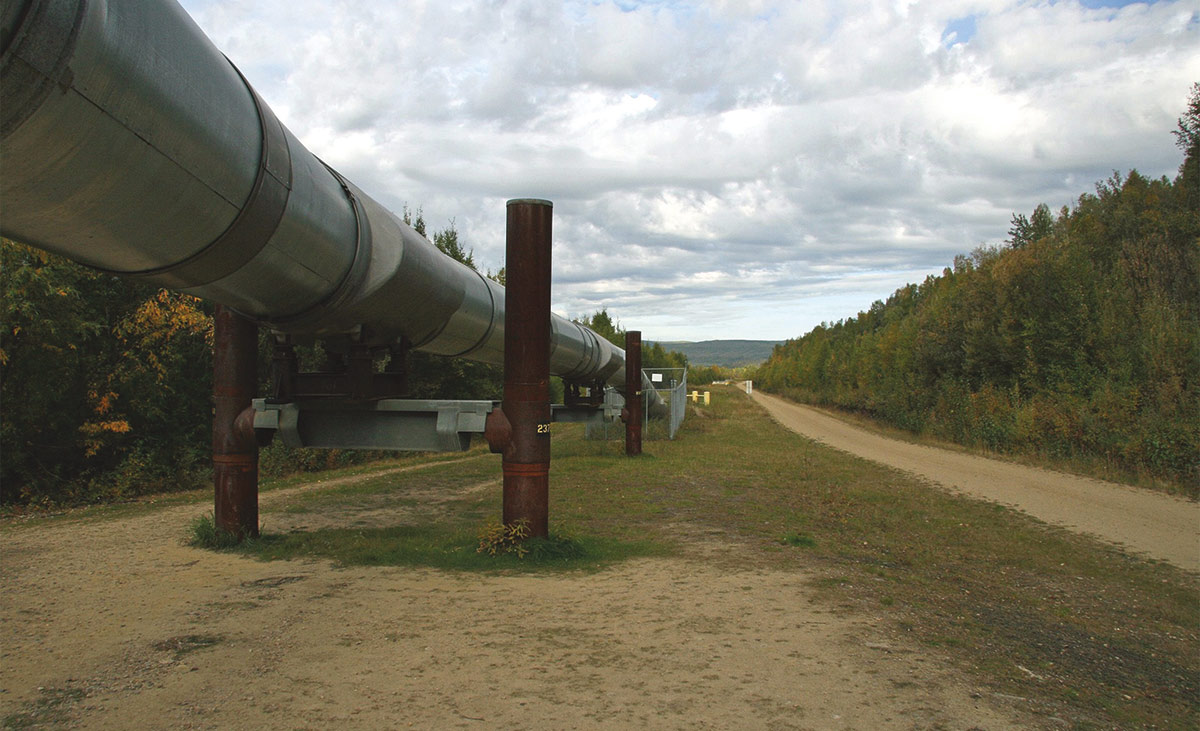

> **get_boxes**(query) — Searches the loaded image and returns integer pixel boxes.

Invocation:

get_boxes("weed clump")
[476,520,587,561]
[780,532,816,548]
[186,513,242,549]
[477,519,531,557]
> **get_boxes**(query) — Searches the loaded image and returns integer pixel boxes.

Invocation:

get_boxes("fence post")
[625,331,643,456]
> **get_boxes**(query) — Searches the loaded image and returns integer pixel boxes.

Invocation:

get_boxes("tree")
[401,205,426,236]
[1006,203,1053,249]
[575,308,624,347]
[643,341,688,370]
[433,220,474,270]
[572,308,688,370]
[1,239,214,505]
[1173,82,1199,158]
[1174,82,1199,207]
[2,241,108,503]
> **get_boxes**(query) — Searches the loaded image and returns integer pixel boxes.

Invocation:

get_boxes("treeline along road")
[753,104,1200,490]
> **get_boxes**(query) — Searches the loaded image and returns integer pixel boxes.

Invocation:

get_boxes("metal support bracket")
[563,379,606,408]
[551,393,623,424]
[253,398,495,452]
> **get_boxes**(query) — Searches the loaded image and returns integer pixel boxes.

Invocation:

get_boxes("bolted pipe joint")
[484,408,513,457]
[233,406,274,451]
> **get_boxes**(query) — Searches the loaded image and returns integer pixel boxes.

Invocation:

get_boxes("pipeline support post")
[625,330,643,456]
[500,199,553,538]
[212,305,259,540]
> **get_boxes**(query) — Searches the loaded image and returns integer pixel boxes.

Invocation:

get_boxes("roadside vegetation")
[755,88,1200,493]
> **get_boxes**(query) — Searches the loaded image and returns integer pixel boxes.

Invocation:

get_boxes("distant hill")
[654,339,781,368]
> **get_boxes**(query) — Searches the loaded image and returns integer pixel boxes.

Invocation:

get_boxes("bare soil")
[751,391,1200,573]
[1,467,1039,729]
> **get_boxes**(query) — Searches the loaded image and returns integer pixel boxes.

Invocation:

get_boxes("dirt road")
[0,475,1035,729]
[751,390,1200,573]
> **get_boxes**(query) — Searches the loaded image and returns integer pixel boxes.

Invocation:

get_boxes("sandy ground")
[0,468,1040,729]
[751,390,1200,573]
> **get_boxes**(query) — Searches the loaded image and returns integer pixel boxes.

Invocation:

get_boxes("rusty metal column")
[213,305,259,539]
[625,330,643,456]
[502,199,553,538]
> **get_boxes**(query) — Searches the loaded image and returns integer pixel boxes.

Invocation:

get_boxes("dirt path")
[0,478,1037,728]
[750,390,1200,573]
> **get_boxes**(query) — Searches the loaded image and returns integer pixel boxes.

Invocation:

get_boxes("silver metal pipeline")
[1,0,664,412]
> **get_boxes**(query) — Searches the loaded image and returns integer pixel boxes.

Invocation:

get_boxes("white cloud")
[180,0,1199,341]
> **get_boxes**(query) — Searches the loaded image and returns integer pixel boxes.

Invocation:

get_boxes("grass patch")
[259,449,487,496]
[270,453,495,515]
[0,451,464,530]
[214,428,669,573]
[186,513,243,549]
[780,531,816,548]
[661,387,1199,729]
[235,523,657,573]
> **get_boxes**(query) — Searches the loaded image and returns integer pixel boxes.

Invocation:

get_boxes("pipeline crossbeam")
[1,0,664,413]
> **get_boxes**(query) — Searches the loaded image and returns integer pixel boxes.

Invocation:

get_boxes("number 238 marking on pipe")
[536,423,551,435]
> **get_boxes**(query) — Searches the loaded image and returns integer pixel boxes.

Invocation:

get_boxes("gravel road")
[751,390,1199,572]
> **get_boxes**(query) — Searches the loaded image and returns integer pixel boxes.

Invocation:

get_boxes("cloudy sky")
[178,0,1199,342]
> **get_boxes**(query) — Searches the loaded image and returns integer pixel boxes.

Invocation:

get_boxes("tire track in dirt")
[751,390,1200,572]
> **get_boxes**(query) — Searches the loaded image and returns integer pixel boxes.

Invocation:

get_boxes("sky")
[178,0,1199,342]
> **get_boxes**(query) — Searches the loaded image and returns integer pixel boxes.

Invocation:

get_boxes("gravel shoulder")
[751,390,1200,572]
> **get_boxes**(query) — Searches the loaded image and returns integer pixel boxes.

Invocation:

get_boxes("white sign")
[651,373,663,383]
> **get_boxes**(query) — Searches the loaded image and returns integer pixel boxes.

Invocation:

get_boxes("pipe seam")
[439,267,500,358]
[261,162,374,335]
[0,0,87,137]
[117,63,292,289]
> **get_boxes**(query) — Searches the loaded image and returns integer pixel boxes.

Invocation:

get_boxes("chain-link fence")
[584,367,688,441]
[644,368,687,439]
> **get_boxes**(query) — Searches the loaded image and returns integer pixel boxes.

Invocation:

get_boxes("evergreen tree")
[1006,203,1053,249]
[433,221,474,270]
[1174,82,1199,209]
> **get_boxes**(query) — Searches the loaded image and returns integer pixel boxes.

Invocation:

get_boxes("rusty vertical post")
[625,330,643,456]
[212,305,259,539]
[501,199,553,538]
